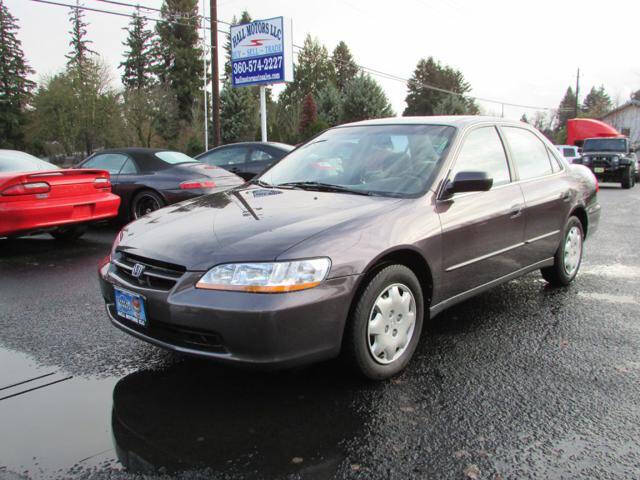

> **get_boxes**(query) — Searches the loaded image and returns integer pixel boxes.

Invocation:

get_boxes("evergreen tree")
[316,83,343,127]
[403,57,475,116]
[220,80,258,143]
[581,85,612,118]
[432,95,478,115]
[556,86,576,130]
[332,41,359,92]
[65,1,96,70]
[120,8,155,90]
[280,35,335,106]
[342,73,394,123]
[155,0,204,123]
[0,0,35,148]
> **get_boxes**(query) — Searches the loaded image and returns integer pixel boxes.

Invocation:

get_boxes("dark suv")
[577,137,638,188]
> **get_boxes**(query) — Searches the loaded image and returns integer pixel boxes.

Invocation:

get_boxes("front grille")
[112,252,185,291]
[110,305,227,353]
[592,156,611,168]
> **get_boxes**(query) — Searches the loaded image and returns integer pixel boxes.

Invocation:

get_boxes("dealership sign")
[230,17,294,87]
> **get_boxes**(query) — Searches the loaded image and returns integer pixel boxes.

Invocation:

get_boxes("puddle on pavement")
[0,347,366,479]
[581,263,640,280]
[577,291,638,305]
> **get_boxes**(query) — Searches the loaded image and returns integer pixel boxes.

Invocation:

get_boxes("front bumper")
[99,261,359,368]
[585,165,630,182]
[0,192,120,236]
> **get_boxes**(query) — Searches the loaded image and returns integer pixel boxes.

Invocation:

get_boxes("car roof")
[339,115,520,128]
[203,141,292,150]
[94,147,169,156]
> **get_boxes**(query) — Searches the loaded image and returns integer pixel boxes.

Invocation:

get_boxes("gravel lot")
[1,184,639,480]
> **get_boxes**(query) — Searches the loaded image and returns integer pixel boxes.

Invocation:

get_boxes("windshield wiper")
[247,179,276,188]
[276,181,375,196]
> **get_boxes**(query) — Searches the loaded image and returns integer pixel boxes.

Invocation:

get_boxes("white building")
[601,100,640,148]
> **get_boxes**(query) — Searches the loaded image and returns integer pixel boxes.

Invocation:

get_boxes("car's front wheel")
[541,216,584,286]
[343,264,424,380]
[621,166,633,189]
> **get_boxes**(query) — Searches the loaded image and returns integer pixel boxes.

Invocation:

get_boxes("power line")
[28,0,229,35]
[31,0,564,112]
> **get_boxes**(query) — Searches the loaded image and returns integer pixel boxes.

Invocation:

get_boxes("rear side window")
[200,147,249,167]
[119,158,137,174]
[249,149,275,162]
[83,153,128,174]
[562,147,575,157]
[503,127,553,180]
[155,151,198,165]
[451,126,511,187]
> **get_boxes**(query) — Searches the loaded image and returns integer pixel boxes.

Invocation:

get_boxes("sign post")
[230,17,294,142]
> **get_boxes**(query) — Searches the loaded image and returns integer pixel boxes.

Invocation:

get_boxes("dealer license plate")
[114,287,147,326]
[594,167,605,173]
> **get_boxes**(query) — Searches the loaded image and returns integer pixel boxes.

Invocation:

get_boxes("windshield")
[0,151,59,173]
[155,151,200,165]
[259,125,456,197]
[583,138,626,153]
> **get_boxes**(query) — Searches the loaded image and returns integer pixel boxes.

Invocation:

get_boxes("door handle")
[509,204,523,218]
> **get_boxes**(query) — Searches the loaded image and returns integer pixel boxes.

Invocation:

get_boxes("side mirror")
[444,171,493,196]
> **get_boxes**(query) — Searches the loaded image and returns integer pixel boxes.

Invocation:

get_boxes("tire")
[130,190,165,220]
[621,166,632,189]
[541,216,584,287]
[343,264,425,380]
[50,224,87,241]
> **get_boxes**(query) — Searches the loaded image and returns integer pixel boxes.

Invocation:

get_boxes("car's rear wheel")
[343,264,424,380]
[131,190,165,220]
[541,216,584,287]
[621,166,633,189]
[50,224,87,241]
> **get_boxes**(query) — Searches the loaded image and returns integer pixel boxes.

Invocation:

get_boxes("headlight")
[196,258,331,293]
[612,155,619,163]
[583,156,590,164]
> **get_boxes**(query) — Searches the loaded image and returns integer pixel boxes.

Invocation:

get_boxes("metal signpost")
[230,17,294,142]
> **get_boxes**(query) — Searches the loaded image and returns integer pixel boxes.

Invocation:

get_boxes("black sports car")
[78,148,244,220]
[195,142,294,181]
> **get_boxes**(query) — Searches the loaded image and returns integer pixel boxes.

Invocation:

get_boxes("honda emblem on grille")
[131,263,145,278]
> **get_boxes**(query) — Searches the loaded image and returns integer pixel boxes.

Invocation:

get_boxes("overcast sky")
[7,0,640,122]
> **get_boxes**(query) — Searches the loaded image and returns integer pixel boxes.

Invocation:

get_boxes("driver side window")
[451,126,511,187]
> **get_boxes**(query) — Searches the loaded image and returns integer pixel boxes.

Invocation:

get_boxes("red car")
[0,150,121,240]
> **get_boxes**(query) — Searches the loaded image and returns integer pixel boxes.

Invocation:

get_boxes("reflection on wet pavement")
[0,349,120,478]
[0,347,369,480]
[112,360,366,479]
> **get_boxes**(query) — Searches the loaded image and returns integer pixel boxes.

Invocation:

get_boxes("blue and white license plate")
[114,287,147,326]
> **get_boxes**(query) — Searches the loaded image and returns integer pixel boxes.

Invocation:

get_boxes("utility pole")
[201,0,208,151]
[210,0,221,146]
[575,68,580,118]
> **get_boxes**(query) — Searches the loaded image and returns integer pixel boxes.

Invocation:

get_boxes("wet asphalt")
[1,184,639,480]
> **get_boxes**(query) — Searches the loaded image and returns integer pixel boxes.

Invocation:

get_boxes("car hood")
[118,186,401,271]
